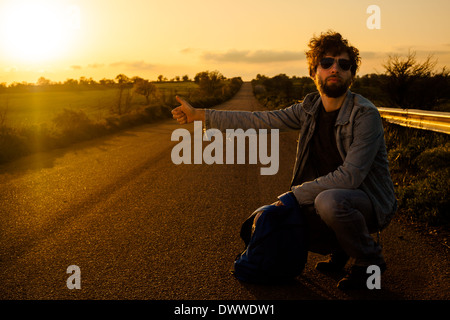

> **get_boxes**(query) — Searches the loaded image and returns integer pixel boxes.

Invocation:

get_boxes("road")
[0,83,448,302]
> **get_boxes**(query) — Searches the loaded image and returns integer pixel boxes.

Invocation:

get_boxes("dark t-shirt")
[310,104,343,177]
[293,103,343,185]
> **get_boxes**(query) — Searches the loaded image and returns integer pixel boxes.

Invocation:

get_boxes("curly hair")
[306,31,361,77]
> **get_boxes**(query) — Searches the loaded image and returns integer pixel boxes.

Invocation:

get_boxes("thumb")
[176,95,186,105]
[176,95,194,113]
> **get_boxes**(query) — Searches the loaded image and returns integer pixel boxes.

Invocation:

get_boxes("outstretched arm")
[171,96,205,124]
[173,95,306,132]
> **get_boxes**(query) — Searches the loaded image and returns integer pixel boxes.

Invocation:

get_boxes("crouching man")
[172,31,397,290]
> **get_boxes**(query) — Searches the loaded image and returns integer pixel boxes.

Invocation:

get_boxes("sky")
[0,0,449,84]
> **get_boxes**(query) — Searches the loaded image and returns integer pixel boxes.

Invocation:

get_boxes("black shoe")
[315,252,349,273]
[337,262,387,290]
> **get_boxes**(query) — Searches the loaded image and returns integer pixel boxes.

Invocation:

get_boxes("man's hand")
[171,96,205,124]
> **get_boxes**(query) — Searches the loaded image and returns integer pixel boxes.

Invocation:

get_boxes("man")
[171,31,397,290]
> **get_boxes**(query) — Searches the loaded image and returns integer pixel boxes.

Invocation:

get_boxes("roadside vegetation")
[0,71,242,164]
[251,52,449,231]
[383,121,449,227]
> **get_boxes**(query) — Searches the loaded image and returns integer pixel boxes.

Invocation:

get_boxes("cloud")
[386,45,450,57]
[357,50,450,62]
[180,47,195,54]
[109,60,155,70]
[201,49,305,64]
[360,51,386,59]
[87,63,104,68]
[70,65,82,70]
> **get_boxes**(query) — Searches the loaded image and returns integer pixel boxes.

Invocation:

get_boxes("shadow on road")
[234,273,404,300]
[0,122,169,178]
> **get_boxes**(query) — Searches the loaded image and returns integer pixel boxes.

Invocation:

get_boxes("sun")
[1,1,75,63]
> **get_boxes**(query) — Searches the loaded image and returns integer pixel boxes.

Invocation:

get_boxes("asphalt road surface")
[0,83,448,302]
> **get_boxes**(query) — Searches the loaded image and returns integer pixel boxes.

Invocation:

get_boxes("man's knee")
[314,189,348,224]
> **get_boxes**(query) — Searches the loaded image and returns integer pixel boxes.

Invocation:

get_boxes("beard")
[317,75,352,98]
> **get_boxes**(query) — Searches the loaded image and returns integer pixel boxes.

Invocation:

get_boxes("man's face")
[313,52,353,98]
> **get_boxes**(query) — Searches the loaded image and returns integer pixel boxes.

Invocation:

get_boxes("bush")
[252,75,315,110]
[0,127,29,163]
[384,122,449,226]
[396,168,449,225]
[185,76,243,109]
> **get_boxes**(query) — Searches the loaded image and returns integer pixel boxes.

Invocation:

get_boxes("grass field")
[0,78,243,164]
[0,82,199,127]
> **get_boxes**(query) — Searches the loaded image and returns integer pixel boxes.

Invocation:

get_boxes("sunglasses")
[319,57,353,71]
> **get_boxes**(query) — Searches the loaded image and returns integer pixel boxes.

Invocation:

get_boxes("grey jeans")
[313,188,385,266]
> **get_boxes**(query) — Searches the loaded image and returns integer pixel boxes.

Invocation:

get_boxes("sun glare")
[1,1,76,63]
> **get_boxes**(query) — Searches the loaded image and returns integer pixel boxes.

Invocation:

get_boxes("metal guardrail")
[378,107,450,135]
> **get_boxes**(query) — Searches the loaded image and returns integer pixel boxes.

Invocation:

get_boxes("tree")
[381,51,443,108]
[99,78,115,87]
[37,77,51,86]
[255,74,268,83]
[262,74,293,98]
[133,78,157,105]
[194,70,225,95]
[116,74,130,86]
[64,78,78,89]
[114,74,132,115]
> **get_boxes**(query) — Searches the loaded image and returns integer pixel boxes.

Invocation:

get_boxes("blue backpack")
[232,191,308,284]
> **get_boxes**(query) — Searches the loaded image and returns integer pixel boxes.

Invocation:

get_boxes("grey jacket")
[205,90,397,230]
